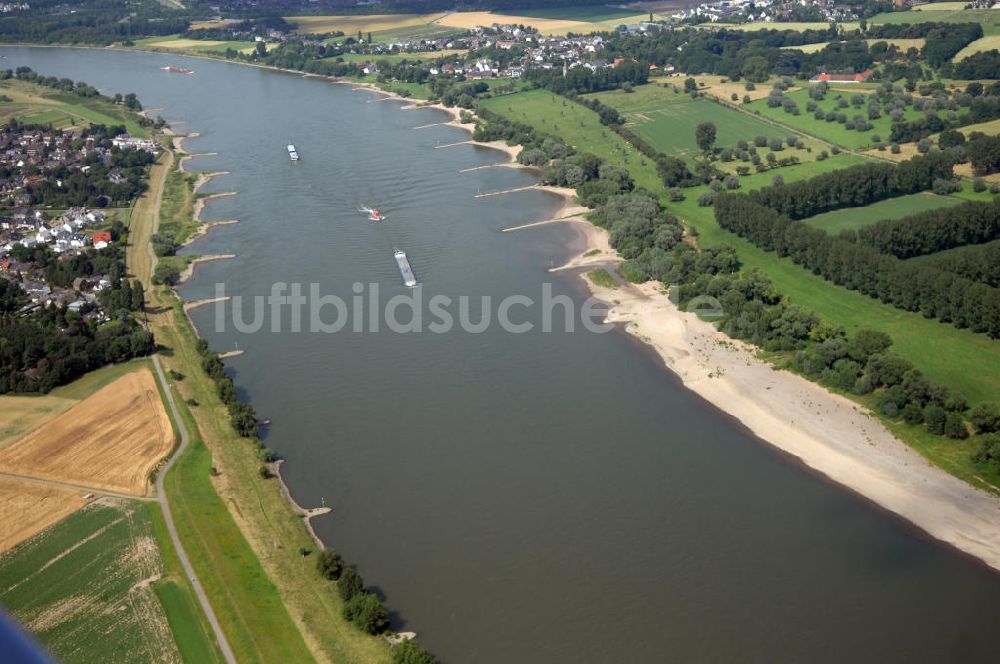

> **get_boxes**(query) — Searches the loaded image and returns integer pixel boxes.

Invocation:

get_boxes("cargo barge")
[394,249,418,288]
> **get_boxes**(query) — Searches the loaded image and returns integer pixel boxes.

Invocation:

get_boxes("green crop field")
[869,8,1000,36]
[0,501,183,664]
[744,87,925,150]
[590,85,795,164]
[803,192,960,233]
[479,88,661,191]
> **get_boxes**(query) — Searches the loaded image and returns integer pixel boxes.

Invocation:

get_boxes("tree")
[924,404,946,435]
[152,262,180,285]
[684,77,697,93]
[342,593,389,634]
[695,122,716,154]
[317,549,344,580]
[969,402,1000,434]
[255,41,266,57]
[944,412,969,439]
[337,568,365,601]
[392,640,437,664]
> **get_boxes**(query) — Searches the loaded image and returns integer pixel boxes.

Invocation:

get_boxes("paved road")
[151,355,238,664]
[142,147,238,664]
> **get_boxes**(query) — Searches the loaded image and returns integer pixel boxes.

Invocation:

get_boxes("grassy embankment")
[0,77,147,136]
[128,148,392,663]
[485,87,1000,490]
[480,87,661,190]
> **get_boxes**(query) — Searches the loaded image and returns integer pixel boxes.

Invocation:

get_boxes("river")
[6,46,1000,663]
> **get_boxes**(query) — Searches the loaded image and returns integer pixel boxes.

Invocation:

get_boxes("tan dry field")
[953,35,1000,61]
[780,38,925,54]
[0,477,87,553]
[0,369,173,496]
[693,75,792,103]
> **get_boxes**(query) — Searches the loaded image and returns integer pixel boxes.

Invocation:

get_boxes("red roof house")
[810,69,874,84]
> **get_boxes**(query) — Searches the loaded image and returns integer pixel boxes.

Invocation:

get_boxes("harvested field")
[0,368,174,496]
[953,35,1000,61]
[0,361,150,449]
[0,477,87,553]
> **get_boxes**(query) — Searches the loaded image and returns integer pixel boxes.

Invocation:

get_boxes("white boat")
[287,144,299,161]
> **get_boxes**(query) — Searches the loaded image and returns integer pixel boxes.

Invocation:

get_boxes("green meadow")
[590,85,792,164]
[479,88,662,190]
[744,87,924,150]
[869,8,1000,36]
[803,192,960,233]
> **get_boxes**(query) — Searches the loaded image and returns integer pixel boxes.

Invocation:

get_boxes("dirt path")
[0,471,155,502]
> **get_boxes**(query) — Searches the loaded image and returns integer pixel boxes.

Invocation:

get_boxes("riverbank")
[545,218,1000,572]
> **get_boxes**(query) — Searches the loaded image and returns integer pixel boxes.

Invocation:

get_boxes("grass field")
[159,166,201,246]
[953,34,1000,61]
[744,87,924,150]
[0,360,150,449]
[590,85,803,166]
[0,368,173,496]
[286,13,444,36]
[869,8,1000,35]
[802,192,961,233]
[134,35,261,55]
[480,88,661,190]
[0,500,183,664]
[0,78,146,136]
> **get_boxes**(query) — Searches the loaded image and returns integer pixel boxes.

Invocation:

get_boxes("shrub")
[697,191,716,207]
[772,174,784,187]
[724,174,740,190]
[392,640,437,664]
[969,402,1000,434]
[924,404,946,435]
[342,593,390,634]
[337,568,365,601]
[890,143,901,154]
[668,187,685,202]
[753,135,767,147]
[944,412,969,439]
[317,549,344,580]
[972,177,987,193]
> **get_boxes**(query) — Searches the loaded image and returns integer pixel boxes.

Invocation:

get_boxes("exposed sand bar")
[544,216,1000,572]
[178,254,236,285]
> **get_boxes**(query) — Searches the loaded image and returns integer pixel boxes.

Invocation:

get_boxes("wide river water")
[7,46,1000,663]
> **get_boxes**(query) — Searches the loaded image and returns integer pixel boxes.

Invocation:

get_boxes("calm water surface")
[6,46,1000,663]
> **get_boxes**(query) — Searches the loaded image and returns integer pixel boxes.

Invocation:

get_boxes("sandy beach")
[549,219,1000,572]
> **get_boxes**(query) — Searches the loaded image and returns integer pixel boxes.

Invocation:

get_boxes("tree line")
[747,152,954,219]
[917,239,1000,288]
[854,198,1000,259]
[713,192,1000,338]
